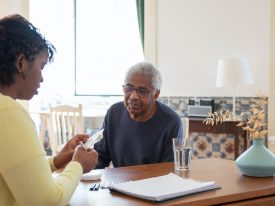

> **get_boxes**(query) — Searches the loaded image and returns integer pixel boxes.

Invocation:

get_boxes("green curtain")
[136,0,144,51]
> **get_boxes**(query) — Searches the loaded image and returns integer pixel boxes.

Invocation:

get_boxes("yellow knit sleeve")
[48,156,58,172]
[0,97,83,206]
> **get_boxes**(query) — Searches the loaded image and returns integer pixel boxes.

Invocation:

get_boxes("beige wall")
[156,0,269,97]
[144,0,157,65]
[269,0,275,135]
[0,0,29,111]
[0,0,29,18]
[145,0,274,136]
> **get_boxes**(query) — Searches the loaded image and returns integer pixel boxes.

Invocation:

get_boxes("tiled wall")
[159,96,266,118]
[159,96,268,160]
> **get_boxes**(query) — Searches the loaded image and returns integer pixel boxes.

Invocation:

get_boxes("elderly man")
[94,61,182,168]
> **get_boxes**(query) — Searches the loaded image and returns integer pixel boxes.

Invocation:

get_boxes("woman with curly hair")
[0,14,98,206]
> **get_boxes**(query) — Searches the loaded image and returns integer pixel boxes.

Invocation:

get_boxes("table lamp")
[216,58,254,119]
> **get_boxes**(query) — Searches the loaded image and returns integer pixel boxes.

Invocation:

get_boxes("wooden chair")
[48,104,84,155]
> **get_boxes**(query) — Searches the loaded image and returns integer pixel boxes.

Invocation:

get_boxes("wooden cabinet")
[189,118,248,159]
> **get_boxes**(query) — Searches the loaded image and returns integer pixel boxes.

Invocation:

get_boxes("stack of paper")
[109,173,219,202]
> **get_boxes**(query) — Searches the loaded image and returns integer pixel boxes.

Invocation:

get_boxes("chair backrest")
[48,104,84,155]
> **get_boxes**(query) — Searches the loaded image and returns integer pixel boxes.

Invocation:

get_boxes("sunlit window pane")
[29,0,75,96]
[29,0,144,96]
[75,0,144,95]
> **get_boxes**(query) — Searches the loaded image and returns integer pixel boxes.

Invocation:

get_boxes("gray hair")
[124,61,162,90]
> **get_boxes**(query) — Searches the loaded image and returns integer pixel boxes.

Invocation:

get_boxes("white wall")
[153,0,269,97]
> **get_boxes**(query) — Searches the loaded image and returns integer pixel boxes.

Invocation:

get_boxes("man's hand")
[72,146,98,173]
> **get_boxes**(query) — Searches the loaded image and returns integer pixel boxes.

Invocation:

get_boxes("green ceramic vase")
[236,138,275,177]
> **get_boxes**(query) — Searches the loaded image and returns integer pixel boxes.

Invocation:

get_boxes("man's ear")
[154,90,160,99]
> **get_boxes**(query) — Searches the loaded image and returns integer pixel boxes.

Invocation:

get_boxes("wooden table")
[69,158,275,206]
[189,118,248,159]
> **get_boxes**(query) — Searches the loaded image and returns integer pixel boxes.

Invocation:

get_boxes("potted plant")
[204,91,275,177]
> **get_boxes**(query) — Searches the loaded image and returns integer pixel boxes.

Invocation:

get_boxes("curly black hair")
[0,14,56,86]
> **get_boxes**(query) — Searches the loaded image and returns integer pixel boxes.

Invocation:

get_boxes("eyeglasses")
[122,85,150,97]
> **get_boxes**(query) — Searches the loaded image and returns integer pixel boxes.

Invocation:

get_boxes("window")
[29,0,144,96]
[76,1,144,95]
[29,0,75,96]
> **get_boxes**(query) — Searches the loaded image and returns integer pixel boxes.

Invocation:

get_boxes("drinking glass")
[173,138,193,171]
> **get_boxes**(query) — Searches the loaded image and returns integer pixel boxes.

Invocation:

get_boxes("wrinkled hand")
[53,134,89,169]
[72,146,98,173]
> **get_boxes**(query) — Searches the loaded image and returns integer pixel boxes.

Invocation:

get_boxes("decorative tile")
[159,96,268,160]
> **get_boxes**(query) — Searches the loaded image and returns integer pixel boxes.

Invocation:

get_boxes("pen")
[89,184,96,191]
[94,184,100,191]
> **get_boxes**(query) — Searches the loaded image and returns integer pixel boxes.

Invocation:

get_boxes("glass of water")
[173,138,193,171]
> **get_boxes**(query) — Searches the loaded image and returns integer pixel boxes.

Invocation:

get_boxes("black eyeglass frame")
[122,84,151,97]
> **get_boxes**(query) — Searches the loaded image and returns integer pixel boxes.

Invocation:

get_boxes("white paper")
[81,170,101,181]
[110,173,219,202]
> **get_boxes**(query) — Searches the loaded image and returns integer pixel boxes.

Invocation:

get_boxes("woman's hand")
[72,146,98,173]
[53,134,89,169]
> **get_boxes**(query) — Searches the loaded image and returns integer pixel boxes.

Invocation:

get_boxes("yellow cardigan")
[0,94,82,206]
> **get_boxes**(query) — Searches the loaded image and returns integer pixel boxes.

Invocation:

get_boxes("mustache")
[127,99,144,107]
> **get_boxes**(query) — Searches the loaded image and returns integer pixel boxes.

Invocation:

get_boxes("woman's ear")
[15,54,26,80]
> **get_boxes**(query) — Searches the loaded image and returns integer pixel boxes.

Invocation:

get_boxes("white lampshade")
[216,58,254,87]
[216,58,254,120]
